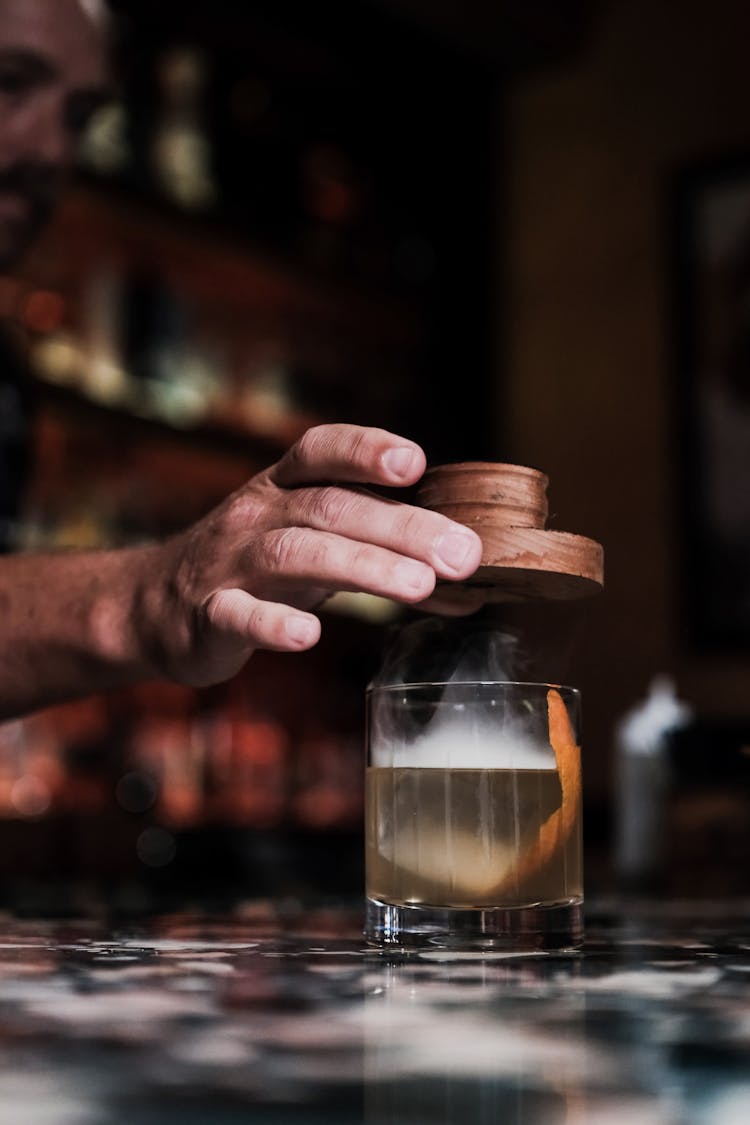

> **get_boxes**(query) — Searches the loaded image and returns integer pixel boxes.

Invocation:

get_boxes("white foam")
[370,718,556,770]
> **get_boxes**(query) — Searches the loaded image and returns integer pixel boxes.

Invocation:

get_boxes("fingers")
[246,527,440,603]
[254,424,483,590]
[206,588,321,656]
[284,485,481,582]
[417,585,488,616]
[268,424,426,489]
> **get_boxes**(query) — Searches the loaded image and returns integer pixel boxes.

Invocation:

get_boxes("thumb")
[205,588,321,656]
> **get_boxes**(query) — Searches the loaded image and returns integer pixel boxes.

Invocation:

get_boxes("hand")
[148,424,483,687]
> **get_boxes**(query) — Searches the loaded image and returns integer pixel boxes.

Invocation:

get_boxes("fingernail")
[394,559,431,595]
[435,531,479,574]
[285,615,316,645]
[382,446,418,480]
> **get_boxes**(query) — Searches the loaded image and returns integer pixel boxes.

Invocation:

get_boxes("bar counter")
[0,896,748,1123]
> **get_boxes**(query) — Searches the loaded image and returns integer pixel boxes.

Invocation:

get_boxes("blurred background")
[2,0,750,909]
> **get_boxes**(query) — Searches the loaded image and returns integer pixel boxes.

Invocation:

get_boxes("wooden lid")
[418,462,549,527]
[418,462,604,602]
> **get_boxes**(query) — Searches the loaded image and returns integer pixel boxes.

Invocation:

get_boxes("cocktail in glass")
[365,681,583,951]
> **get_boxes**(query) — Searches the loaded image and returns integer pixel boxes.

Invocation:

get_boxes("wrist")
[123,539,190,684]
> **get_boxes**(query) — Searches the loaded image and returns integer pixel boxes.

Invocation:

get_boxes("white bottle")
[613,676,692,890]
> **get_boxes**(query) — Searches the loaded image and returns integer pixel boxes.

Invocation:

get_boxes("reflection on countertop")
[0,897,748,1124]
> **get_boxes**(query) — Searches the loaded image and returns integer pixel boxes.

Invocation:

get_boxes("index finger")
[268,424,426,489]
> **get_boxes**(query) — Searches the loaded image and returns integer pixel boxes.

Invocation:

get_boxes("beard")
[0,163,63,271]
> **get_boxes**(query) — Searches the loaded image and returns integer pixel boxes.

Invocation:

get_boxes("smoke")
[370,614,527,689]
[368,615,558,771]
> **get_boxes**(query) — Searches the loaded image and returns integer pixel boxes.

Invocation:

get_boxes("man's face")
[0,0,110,270]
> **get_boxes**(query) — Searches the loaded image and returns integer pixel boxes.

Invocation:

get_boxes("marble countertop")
[0,897,748,1124]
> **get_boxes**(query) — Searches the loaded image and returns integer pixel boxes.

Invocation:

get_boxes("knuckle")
[207,491,264,542]
[291,425,328,465]
[259,527,309,574]
[260,528,299,572]
[349,541,386,584]
[348,427,371,466]
[231,488,271,528]
[304,486,349,528]
[293,423,372,470]
[349,542,371,571]
[400,505,430,547]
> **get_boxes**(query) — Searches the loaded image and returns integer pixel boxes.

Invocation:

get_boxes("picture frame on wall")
[673,152,750,650]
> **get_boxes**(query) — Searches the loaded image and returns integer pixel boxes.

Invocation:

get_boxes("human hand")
[147,424,483,687]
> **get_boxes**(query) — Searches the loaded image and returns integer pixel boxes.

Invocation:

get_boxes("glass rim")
[366,680,580,696]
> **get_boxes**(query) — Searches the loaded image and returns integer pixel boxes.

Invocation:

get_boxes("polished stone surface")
[0,897,748,1123]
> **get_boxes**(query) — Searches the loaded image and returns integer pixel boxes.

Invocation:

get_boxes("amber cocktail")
[364,682,583,951]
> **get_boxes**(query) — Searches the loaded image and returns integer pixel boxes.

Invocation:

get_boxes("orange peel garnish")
[492,687,581,896]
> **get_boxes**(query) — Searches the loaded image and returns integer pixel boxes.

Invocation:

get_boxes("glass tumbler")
[364,681,583,952]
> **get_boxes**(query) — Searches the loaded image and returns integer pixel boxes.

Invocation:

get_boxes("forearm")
[0,544,167,718]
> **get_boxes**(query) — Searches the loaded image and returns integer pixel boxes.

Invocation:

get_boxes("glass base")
[364,896,584,953]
